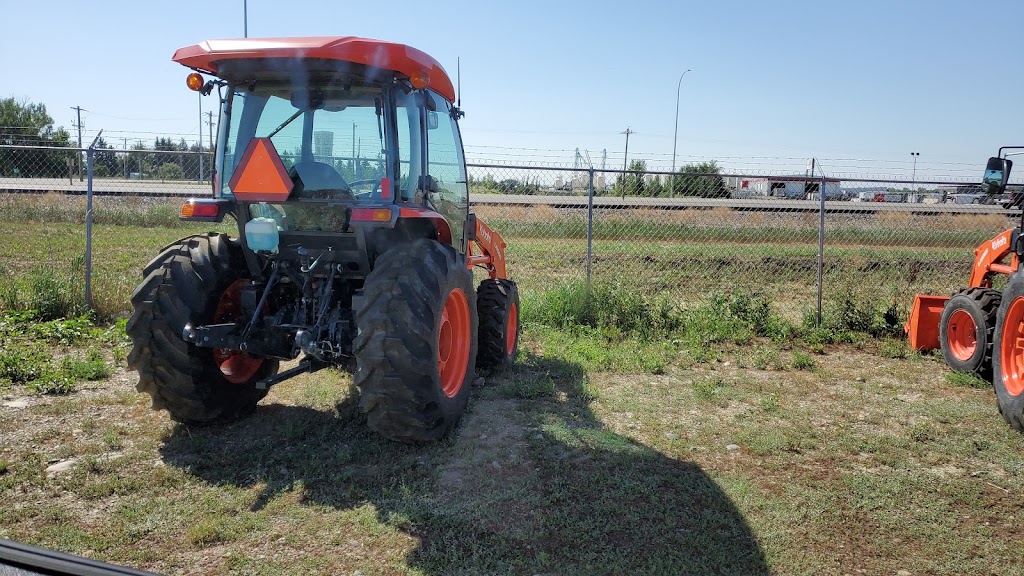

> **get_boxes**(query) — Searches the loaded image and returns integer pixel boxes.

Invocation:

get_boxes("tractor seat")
[289,161,351,197]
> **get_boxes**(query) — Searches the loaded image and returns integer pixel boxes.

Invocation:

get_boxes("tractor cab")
[176,37,469,254]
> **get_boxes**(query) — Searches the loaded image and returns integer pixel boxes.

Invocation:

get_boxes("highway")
[0,176,1017,216]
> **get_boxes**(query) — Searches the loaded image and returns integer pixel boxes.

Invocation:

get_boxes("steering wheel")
[348,178,381,198]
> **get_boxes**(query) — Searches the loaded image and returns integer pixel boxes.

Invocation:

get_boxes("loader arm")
[466,215,508,280]
[969,229,1019,288]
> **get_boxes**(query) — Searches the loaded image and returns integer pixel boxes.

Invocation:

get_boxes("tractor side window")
[396,91,420,202]
[426,90,468,247]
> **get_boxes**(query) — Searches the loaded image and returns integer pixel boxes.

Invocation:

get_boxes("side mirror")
[418,174,439,193]
[982,156,1012,195]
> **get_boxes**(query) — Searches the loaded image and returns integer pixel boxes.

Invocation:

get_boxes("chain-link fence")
[0,145,1017,322]
[467,163,1017,322]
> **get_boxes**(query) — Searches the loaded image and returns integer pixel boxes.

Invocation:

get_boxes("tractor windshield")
[220,85,393,203]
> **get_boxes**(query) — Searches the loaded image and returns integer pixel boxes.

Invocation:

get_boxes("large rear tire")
[126,233,278,425]
[353,239,478,442]
[939,288,1001,380]
[477,279,520,370]
[991,274,1024,433]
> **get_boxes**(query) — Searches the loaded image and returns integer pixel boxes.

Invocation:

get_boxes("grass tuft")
[791,350,816,370]
[524,280,682,340]
[692,376,726,403]
[944,371,989,389]
[60,351,112,381]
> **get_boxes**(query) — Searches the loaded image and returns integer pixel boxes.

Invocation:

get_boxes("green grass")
[790,350,816,370]
[2,196,1023,573]
[0,297,1023,574]
[945,371,990,389]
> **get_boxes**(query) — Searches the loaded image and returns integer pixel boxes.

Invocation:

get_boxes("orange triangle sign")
[228,138,294,202]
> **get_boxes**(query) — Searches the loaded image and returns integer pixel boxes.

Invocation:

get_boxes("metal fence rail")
[0,145,1016,324]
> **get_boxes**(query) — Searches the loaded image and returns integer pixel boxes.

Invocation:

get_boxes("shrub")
[0,345,53,385]
[524,281,683,340]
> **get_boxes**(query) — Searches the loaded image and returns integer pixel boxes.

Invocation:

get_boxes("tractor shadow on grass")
[160,354,768,575]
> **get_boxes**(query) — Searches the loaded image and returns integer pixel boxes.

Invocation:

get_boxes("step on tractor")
[127,37,520,442]
[907,150,1024,433]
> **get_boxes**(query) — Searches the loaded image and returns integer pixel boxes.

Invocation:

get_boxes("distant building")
[313,130,334,161]
[732,175,844,200]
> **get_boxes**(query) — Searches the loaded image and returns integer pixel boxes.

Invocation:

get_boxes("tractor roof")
[172,36,455,103]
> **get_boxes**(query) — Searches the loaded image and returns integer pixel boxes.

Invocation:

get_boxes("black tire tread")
[992,275,1024,434]
[353,239,476,442]
[477,279,520,370]
[126,233,276,425]
[940,287,1001,380]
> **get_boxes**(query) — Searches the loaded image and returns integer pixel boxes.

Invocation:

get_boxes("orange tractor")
[907,153,1024,432]
[127,37,520,442]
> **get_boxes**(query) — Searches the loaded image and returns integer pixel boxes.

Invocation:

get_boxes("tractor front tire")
[939,288,1001,379]
[477,279,520,370]
[354,239,478,442]
[127,233,278,425]
[991,274,1024,433]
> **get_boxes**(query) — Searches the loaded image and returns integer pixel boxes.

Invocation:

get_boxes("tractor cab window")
[425,90,468,247]
[221,86,388,205]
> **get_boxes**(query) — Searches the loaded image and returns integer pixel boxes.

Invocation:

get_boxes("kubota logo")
[993,236,1008,250]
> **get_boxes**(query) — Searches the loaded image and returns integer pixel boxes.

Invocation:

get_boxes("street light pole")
[911,152,920,193]
[243,0,248,37]
[670,69,691,198]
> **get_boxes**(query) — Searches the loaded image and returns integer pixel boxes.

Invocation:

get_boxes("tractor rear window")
[221,88,389,203]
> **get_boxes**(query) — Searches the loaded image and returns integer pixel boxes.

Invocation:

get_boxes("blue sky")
[3,0,1022,179]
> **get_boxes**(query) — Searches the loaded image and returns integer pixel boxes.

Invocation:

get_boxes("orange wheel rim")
[438,288,471,398]
[1000,297,1024,397]
[212,280,264,384]
[506,302,518,356]
[946,309,978,362]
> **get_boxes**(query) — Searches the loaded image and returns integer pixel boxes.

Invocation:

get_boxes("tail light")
[180,200,224,221]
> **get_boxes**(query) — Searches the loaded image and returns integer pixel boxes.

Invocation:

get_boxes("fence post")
[587,168,594,287]
[85,146,94,311]
[815,174,825,326]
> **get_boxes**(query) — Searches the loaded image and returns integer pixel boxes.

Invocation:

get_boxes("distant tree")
[93,136,119,177]
[157,162,183,181]
[0,98,73,177]
[672,161,728,198]
[611,159,650,198]
[647,174,667,198]
[129,140,152,178]
[493,177,540,195]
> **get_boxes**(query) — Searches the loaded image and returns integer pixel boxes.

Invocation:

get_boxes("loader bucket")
[905,294,950,351]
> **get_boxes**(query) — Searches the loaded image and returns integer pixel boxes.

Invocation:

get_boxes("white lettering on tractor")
[992,236,1008,250]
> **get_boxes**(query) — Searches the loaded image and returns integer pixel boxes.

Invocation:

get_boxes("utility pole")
[206,111,215,183]
[71,106,85,181]
[620,127,634,199]
[198,93,204,183]
[206,111,215,151]
[243,0,248,37]
[123,137,128,178]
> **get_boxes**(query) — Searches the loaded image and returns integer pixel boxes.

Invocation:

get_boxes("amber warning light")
[186,72,204,91]
[410,70,430,90]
